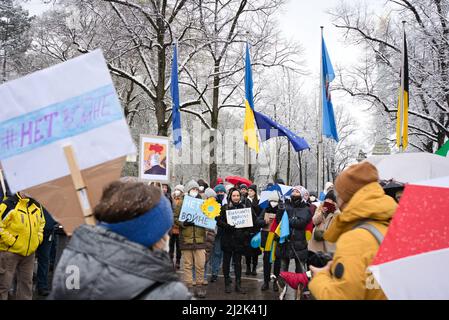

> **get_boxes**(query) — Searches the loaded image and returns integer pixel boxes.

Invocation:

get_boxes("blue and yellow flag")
[396,29,409,150]
[243,43,259,153]
[275,210,290,244]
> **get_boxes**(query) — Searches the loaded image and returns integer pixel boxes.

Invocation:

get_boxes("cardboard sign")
[178,195,216,230]
[24,157,126,235]
[0,50,136,193]
[226,208,253,228]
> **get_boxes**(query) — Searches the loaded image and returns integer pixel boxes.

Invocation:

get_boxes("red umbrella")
[225,176,252,187]
[369,176,449,299]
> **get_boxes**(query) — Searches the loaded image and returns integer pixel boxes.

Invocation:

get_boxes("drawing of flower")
[201,198,221,219]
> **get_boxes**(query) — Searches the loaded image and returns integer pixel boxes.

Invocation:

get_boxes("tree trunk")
[209,61,220,185]
[155,5,168,136]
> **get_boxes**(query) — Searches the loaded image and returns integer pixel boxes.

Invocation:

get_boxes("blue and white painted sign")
[0,50,136,192]
[178,196,217,230]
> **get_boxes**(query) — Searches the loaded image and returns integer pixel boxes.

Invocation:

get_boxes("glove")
[225,224,236,231]
[183,220,195,227]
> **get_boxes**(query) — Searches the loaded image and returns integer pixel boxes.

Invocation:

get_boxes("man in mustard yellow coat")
[0,192,45,300]
[309,162,397,300]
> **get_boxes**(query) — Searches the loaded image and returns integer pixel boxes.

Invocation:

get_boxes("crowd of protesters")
[0,161,404,300]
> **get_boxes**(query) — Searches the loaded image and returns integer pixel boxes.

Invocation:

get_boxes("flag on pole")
[396,27,409,150]
[253,110,310,152]
[435,140,449,157]
[243,43,260,153]
[321,35,339,142]
[171,42,182,150]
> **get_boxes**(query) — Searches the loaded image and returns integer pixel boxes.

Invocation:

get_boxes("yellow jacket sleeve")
[0,203,18,247]
[38,206,46,245]
[309,230,373,300]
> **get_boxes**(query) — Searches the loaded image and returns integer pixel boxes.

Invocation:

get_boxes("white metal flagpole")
[317,26,324,196]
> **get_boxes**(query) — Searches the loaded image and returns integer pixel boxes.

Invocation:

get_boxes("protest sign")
[0,50,136,233]
[178,195,216,230]
[0,49,136,192]
[139,135,169,183]
[226,208,253,228]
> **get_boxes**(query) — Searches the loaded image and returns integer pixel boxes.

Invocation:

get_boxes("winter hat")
[214,184,226,193]
[324,182,334,193]
[239,184,248,191]
[174,184,185,193]
[95,181,173,248]
[248,184,257,193]
[204,187,217,199]
[185,180,200,194]
[334,162,379,204]
[267,192,280,202]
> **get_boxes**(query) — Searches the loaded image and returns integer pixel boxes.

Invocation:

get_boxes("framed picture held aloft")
[139,135,170,183]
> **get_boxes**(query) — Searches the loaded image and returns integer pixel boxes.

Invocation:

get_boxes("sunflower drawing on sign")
[144,143,167,176]
[201,198,221,219]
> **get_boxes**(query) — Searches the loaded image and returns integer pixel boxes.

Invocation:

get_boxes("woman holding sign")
[216,188,260,294]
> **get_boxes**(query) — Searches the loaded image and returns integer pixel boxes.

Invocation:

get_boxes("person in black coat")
[244,184,261,276]
[216,187,260,294]
[256,191,283,292]
[275,186,312,274]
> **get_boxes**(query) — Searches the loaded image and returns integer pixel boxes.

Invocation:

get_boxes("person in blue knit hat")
[49,180,191,300]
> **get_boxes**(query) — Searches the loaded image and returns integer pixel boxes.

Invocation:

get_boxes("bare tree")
[329,0,449,152]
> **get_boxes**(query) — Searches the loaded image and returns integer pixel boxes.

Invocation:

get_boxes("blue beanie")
[99,195,173,248]
[214,184,226,193]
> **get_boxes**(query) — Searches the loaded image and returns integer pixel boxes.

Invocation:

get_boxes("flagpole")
[399,21,406,153]
[318,26,324,197]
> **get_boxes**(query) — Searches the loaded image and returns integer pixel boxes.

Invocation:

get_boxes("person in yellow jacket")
[309,162,397,300]
[0,192,46,300]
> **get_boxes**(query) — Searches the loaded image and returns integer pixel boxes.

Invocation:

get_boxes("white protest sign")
[178,195,217,230]
[0,50,136,192]
[226,208,253,228]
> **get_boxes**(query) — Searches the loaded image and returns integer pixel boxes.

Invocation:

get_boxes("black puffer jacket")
[275,198,311,261]
[217,201,259,254]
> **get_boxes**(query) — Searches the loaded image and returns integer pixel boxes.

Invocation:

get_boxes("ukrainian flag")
[275,210,290,244]
[396,28,409,150]
[243,43,259,153]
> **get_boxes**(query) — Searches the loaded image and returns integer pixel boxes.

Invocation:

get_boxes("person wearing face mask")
[275,186,312,275]
[308,190,340,254]
[209,184,227,283]
[177,180,208,298]
[48,180,191,300]
[256,191,282,292]
[170,185,184,270]
[217,188,260,294]
[244,184,261,276]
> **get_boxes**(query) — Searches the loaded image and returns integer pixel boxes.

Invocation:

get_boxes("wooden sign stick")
[0,169,6,198]
[63,145,96,225]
